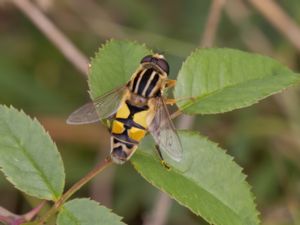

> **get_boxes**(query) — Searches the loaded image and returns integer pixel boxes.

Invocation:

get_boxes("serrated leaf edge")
[131,130,260,225]
[59,198,126,225]
[0,105,65,201]
[175,48,300,115]
[88,39,152,99]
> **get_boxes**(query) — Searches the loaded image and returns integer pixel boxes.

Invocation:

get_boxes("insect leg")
[155,144,171,170]
[164,96,198,106]
[164,98,177,105]
[165,79,176,89]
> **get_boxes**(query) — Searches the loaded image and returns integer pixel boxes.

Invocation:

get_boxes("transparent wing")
[67,86,126,125]
[148,97,183,161]
[66,102,101,125]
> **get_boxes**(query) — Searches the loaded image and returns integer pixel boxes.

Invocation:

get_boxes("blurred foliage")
[0,0,300,225]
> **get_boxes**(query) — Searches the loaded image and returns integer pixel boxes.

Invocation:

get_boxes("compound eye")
[156,58,169,74]
[140,55,153,63]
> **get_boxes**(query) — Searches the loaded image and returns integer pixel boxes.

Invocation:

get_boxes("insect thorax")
[128,66,166,98]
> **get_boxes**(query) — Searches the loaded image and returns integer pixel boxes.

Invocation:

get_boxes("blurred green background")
[0,0,300,224]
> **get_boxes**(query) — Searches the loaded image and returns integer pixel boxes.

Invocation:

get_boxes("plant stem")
[37,157,113,224]
[248,0,300,52]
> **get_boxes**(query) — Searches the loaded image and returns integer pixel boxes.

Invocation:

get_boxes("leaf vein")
[2,118,58,199]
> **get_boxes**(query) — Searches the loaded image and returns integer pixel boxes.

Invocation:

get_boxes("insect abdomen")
[110,98,150,163]
[111,137,137,164]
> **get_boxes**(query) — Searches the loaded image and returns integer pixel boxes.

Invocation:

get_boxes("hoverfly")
[67,54,182,165]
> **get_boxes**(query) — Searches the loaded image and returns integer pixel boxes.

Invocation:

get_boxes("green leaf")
[131,131,259,225]
[174,48,300,114]
[0,105,65,200]
[87,40,260,224]
[57,198,125,225]
[89,40,151,99]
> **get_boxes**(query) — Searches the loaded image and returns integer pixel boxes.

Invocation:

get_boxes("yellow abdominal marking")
[128,127,146,141]
[133,110,149,128]
[115,101,130,119]
[112,120,125,134]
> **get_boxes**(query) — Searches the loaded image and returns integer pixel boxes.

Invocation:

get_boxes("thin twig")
[225,0,275,56]
[11,0,89,76]
[203,0,227,47]
[37,158,113,224]
[143,192,172,225]
[0,201,45,224]
[200,0,227,47]
[248,0,300,52]
[90,155,114,208]
[64,0,195,58]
